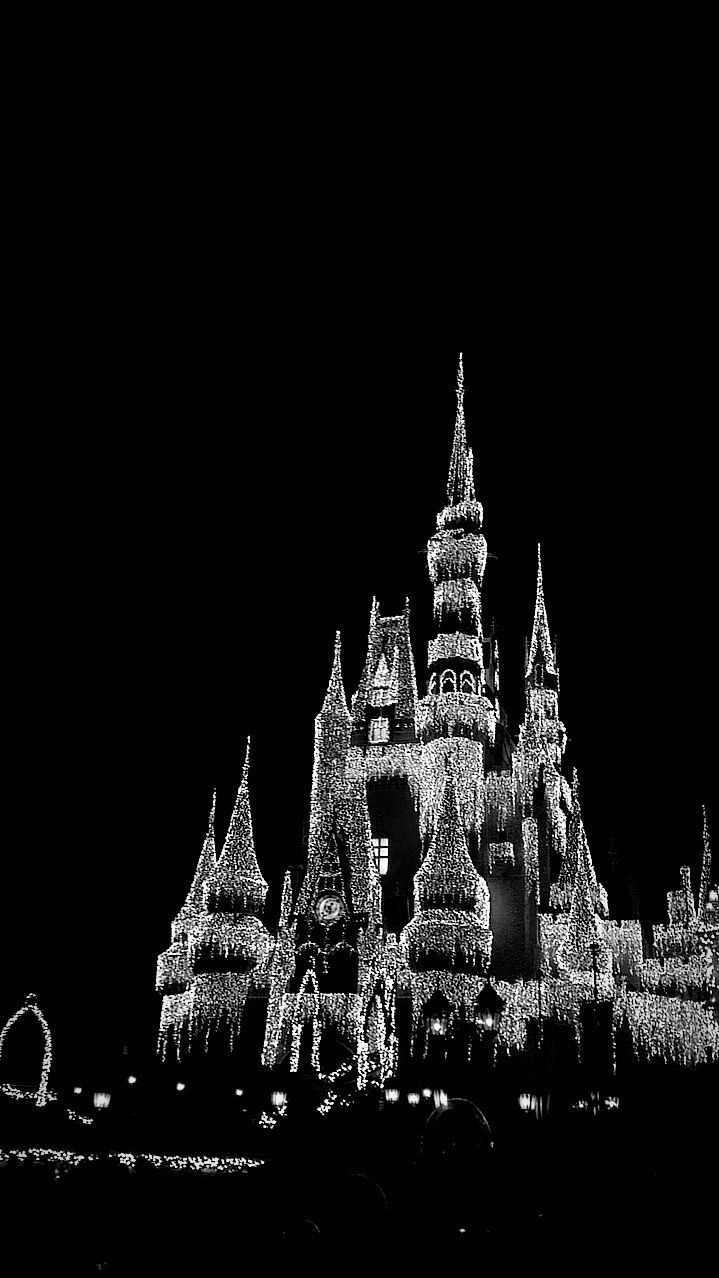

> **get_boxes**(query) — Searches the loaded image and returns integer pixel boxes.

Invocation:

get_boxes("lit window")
[372,836,389,876]
[369,716,389,743]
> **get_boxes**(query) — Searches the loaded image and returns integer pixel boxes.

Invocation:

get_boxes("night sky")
[2,180,715,1079]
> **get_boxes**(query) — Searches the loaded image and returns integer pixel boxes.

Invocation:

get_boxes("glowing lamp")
[433,1089,448,1109]
[473,981,505,1033]
[518,1093,533,1112]
[271,1090,287,1108]
[384,1086,400,1103]
[93,1092,111,1110]
[423,991,451,1038]
[176,1082,186,1092]
[127,1075,137,1085]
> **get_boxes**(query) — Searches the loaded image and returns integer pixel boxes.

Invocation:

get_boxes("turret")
[551,769,607,916]
[203,739,268,917]
[402,762,491,975]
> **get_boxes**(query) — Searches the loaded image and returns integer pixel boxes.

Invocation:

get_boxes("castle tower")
[156,745,273,1061]
[420,354,498,854]
[517,546,570,916]
[348,600,422,932]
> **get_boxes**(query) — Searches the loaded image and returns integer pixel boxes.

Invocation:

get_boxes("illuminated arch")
[441,669,457,694]
[0,994,52,1107]
[460,670,476,694]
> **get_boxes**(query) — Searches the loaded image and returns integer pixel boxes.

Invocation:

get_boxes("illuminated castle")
[156,357,718,1082]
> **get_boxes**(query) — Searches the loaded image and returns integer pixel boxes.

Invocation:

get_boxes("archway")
[0,993,52,1107]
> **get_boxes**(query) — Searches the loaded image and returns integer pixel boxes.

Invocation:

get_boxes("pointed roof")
[415,762,487,917]
[551,769,604,914]
[204,738,268,916]
[556,821,609,976]
[351,602,419,730]
[319,631,351,723]
[446,353,476,507]
[526,544,557,678]
[698,805,712,922]
[172,789,217,939]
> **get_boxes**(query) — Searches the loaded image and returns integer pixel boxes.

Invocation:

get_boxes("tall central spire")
[446,353,475,507]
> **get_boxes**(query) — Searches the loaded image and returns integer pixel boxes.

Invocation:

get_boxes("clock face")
[315,892,345,925]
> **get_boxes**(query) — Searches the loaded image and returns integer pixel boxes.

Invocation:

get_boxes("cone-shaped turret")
[320,631,351,723]
[526,544,556,679]
[556,814,611,983]
[415,763,487,915]
[204,739,268,916]
[551,770,606,915]
[446,353,475,507]
[172,789,217,941]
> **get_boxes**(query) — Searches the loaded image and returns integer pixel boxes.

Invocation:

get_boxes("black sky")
[1,102,715,1077]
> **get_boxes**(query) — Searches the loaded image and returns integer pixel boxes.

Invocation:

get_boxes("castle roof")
[172,789,217,941]
[351,599,419,730]
[203,739,268,917]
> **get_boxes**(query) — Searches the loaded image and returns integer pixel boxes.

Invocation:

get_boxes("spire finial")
[526,542,556,678]
[446,352,473,506]
[242,736,251,785]
[320,629,351,721]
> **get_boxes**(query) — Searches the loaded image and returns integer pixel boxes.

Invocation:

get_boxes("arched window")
[441,669,457,694]
[460,670,475,694]
[535,660,544,687]
[428,673,438,696]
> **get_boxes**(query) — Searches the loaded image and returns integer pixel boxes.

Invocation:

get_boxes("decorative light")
[127,1075,137,1085]
[93,1092,111,1110]
[235,1087,244,1097]
[407,1091,420,1106]
[176,1082,185,1092]
[0,994,52,1108]
[73,1087,82,1096]
[518,1093,533,1112]
[473,981,505,1033]
[271,1090,287,1108]
[433,1089,448,1109]
[421,1088,432,1099]
[384,1086,400,1103]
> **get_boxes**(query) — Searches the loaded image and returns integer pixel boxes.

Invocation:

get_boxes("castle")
[156,356,718,1083]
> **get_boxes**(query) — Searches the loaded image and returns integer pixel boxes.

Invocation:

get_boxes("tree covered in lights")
[155,355,718,1083]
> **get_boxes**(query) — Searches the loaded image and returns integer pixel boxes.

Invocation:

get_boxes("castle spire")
[321,631,351,723]
[415,761,486,915]
[204,737,268,916]
[551,769,606,916]
[556,817,610,983]
[446,353,474,506]
[526,543,556,678]
[697,805,712,922]
[172,788,217,940]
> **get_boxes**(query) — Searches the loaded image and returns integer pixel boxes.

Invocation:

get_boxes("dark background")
[1,88,715,1080]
